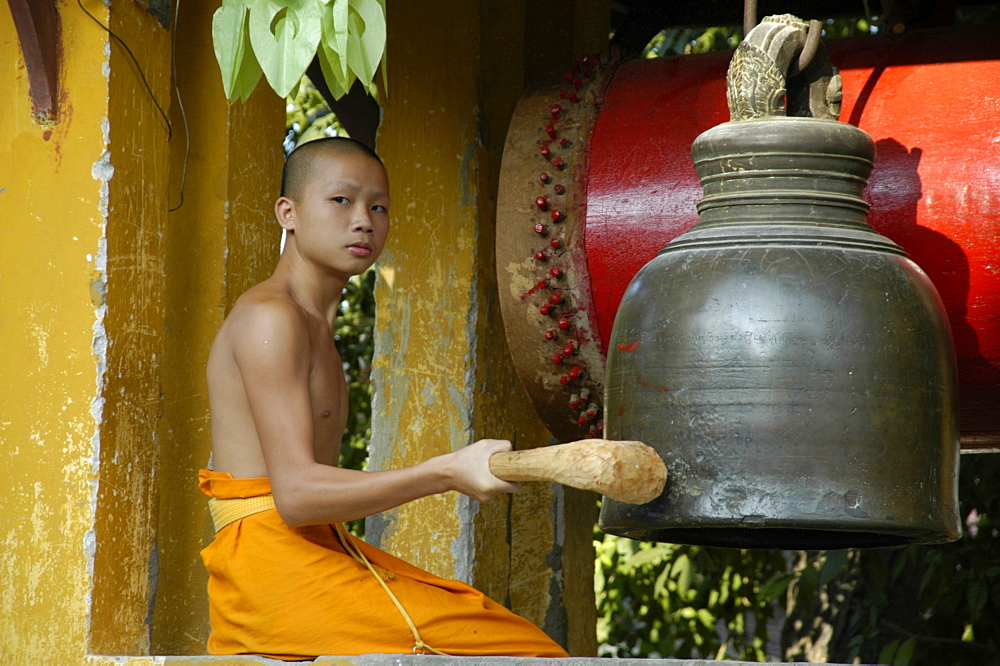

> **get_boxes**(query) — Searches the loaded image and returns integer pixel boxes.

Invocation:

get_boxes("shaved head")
[280,137,384,201]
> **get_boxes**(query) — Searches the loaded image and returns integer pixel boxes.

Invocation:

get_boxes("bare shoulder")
[207,283,314,409]
[217,284,311,359]
[207,283,315,475]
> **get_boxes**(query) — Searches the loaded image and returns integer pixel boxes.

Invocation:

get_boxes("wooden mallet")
[489,439,667,504]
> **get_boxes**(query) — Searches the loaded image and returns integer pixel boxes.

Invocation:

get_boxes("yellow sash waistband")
[208,495,277,532]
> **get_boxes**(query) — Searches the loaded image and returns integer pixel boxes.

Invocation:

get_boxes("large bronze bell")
[598,15,961,549]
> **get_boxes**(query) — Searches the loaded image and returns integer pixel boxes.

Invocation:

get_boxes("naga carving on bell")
[598,15,961,549]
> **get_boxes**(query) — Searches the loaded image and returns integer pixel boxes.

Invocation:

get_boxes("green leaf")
[626,547,670,569]
[317,41,352,99]
[877,639,899,664]
[895,637,916,664]
[654,564,671,594]
[373,0,387,93]
[820,549,848,585]
[233,26,264,103]
[287,76,303,102]
[346,12,365,79]
[323,0,351,82]
[212,0,250,100]
[248,0,323,98]
[968,579,988,616]
[760,572,794,602]
[346,0,385,84]
[717,577,730,605]
[674,554,693,595]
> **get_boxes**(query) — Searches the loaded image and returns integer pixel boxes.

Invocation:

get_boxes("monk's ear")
[275,196,296,231]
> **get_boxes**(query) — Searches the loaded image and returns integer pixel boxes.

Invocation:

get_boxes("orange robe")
[199,469,569,660]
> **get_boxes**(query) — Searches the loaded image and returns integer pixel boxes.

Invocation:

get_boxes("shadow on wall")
[868,136,1000,439]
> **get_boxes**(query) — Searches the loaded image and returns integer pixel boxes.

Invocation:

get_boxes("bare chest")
[308,338,349,465]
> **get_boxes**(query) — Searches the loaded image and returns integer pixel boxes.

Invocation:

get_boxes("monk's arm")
[236,303,519,527]
[271,439,518,526]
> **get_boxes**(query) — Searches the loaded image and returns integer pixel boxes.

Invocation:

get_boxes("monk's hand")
[447,438,522,501]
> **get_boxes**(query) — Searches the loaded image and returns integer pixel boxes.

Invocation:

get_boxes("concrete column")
[87,1,172,652]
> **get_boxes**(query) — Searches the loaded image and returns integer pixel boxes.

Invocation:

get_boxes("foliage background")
[286,16,1000,663]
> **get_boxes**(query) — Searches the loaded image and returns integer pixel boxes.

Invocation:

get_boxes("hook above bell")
[598,15,961,549]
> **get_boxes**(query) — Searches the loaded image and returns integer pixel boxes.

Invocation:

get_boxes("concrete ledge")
[87,656,867,666]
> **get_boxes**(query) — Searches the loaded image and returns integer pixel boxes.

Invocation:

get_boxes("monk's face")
[283,150,391,280]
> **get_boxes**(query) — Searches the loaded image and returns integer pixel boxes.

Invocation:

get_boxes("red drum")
[496,25,1000,450]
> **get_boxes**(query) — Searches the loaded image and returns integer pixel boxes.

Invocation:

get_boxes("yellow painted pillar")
[151,0,284,655]
[0,0,282,660]
[87,1,173,652]
[371,0,607,655]
[0,1,110,659]
[0,0,169,658]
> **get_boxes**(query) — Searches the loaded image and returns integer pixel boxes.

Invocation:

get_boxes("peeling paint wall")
[0,1,283,661]
[88,3,173,653]
[369,0,494,579]
[0,3,113,662]
[369,0,606,656]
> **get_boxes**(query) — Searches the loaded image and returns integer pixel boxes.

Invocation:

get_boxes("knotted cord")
[333,522,449,656]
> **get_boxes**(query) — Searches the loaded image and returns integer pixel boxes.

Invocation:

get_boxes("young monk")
[199,137,569,660]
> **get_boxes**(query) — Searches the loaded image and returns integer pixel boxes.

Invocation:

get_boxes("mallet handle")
[489,439,667,505]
